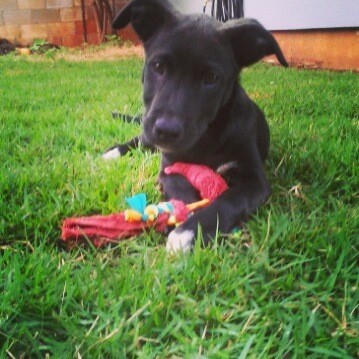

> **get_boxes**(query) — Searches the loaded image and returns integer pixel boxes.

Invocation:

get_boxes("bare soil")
[56,45,144,61]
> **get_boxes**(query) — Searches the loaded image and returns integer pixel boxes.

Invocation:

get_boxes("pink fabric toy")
[165,162,228,200]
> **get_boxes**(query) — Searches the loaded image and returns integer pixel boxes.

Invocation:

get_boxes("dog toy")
[61,162,228,247]
[165,162,228,200]
[123,193,210,225]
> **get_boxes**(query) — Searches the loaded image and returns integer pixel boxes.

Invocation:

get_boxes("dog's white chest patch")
[216,161,238,174]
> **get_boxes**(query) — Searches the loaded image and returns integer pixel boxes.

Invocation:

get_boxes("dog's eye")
[203,70,219,85]
[152,61,166,75]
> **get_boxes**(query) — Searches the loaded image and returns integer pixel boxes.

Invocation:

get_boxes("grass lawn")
[0,52,358,358]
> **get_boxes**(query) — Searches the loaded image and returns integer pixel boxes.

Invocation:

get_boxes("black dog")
[104,0,288,252]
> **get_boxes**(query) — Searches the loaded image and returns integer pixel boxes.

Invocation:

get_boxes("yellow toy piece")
[186,198,210,211]
[124,209,142,222]
[144,204,159,222]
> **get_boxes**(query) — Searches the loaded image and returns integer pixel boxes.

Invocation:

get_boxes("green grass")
[0,54,358,358]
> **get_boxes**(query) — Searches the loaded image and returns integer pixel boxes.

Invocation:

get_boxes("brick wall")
[0,0,101,47]
[273,30,359,71]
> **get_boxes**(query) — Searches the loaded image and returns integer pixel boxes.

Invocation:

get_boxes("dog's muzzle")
[152,117,184,147]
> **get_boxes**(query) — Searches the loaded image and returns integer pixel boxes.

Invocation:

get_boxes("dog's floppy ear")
[112,0,176,42]
[221,18,288,68]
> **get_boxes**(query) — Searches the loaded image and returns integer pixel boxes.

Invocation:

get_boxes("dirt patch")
[15,44,145,62]
[57,45,144,61]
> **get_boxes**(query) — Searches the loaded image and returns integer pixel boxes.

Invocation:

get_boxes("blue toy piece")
[125,193,174,222]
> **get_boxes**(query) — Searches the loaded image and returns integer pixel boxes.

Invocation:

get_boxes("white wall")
[244,0,359,30]
[169,0,206,15]
[170,0,359,30]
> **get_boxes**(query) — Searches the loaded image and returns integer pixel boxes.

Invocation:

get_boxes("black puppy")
[104,0,288,252]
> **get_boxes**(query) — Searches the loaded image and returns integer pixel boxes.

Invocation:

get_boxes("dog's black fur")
[106,0,287,251]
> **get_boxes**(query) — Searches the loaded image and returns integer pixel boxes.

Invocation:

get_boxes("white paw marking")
[102,148,121,160]
[166,229,194,253]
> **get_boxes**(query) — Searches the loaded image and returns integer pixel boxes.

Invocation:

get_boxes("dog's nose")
[154,118,182,141]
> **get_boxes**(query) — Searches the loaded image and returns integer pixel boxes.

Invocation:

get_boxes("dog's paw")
[102,147,121,160]
[166,228,194,254]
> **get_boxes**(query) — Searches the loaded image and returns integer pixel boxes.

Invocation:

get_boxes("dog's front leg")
[159,171,201,204]
[166,170,270,253]
[103,135,155,159]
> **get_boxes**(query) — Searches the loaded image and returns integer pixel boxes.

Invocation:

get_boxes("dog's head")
[113,0,287,154]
